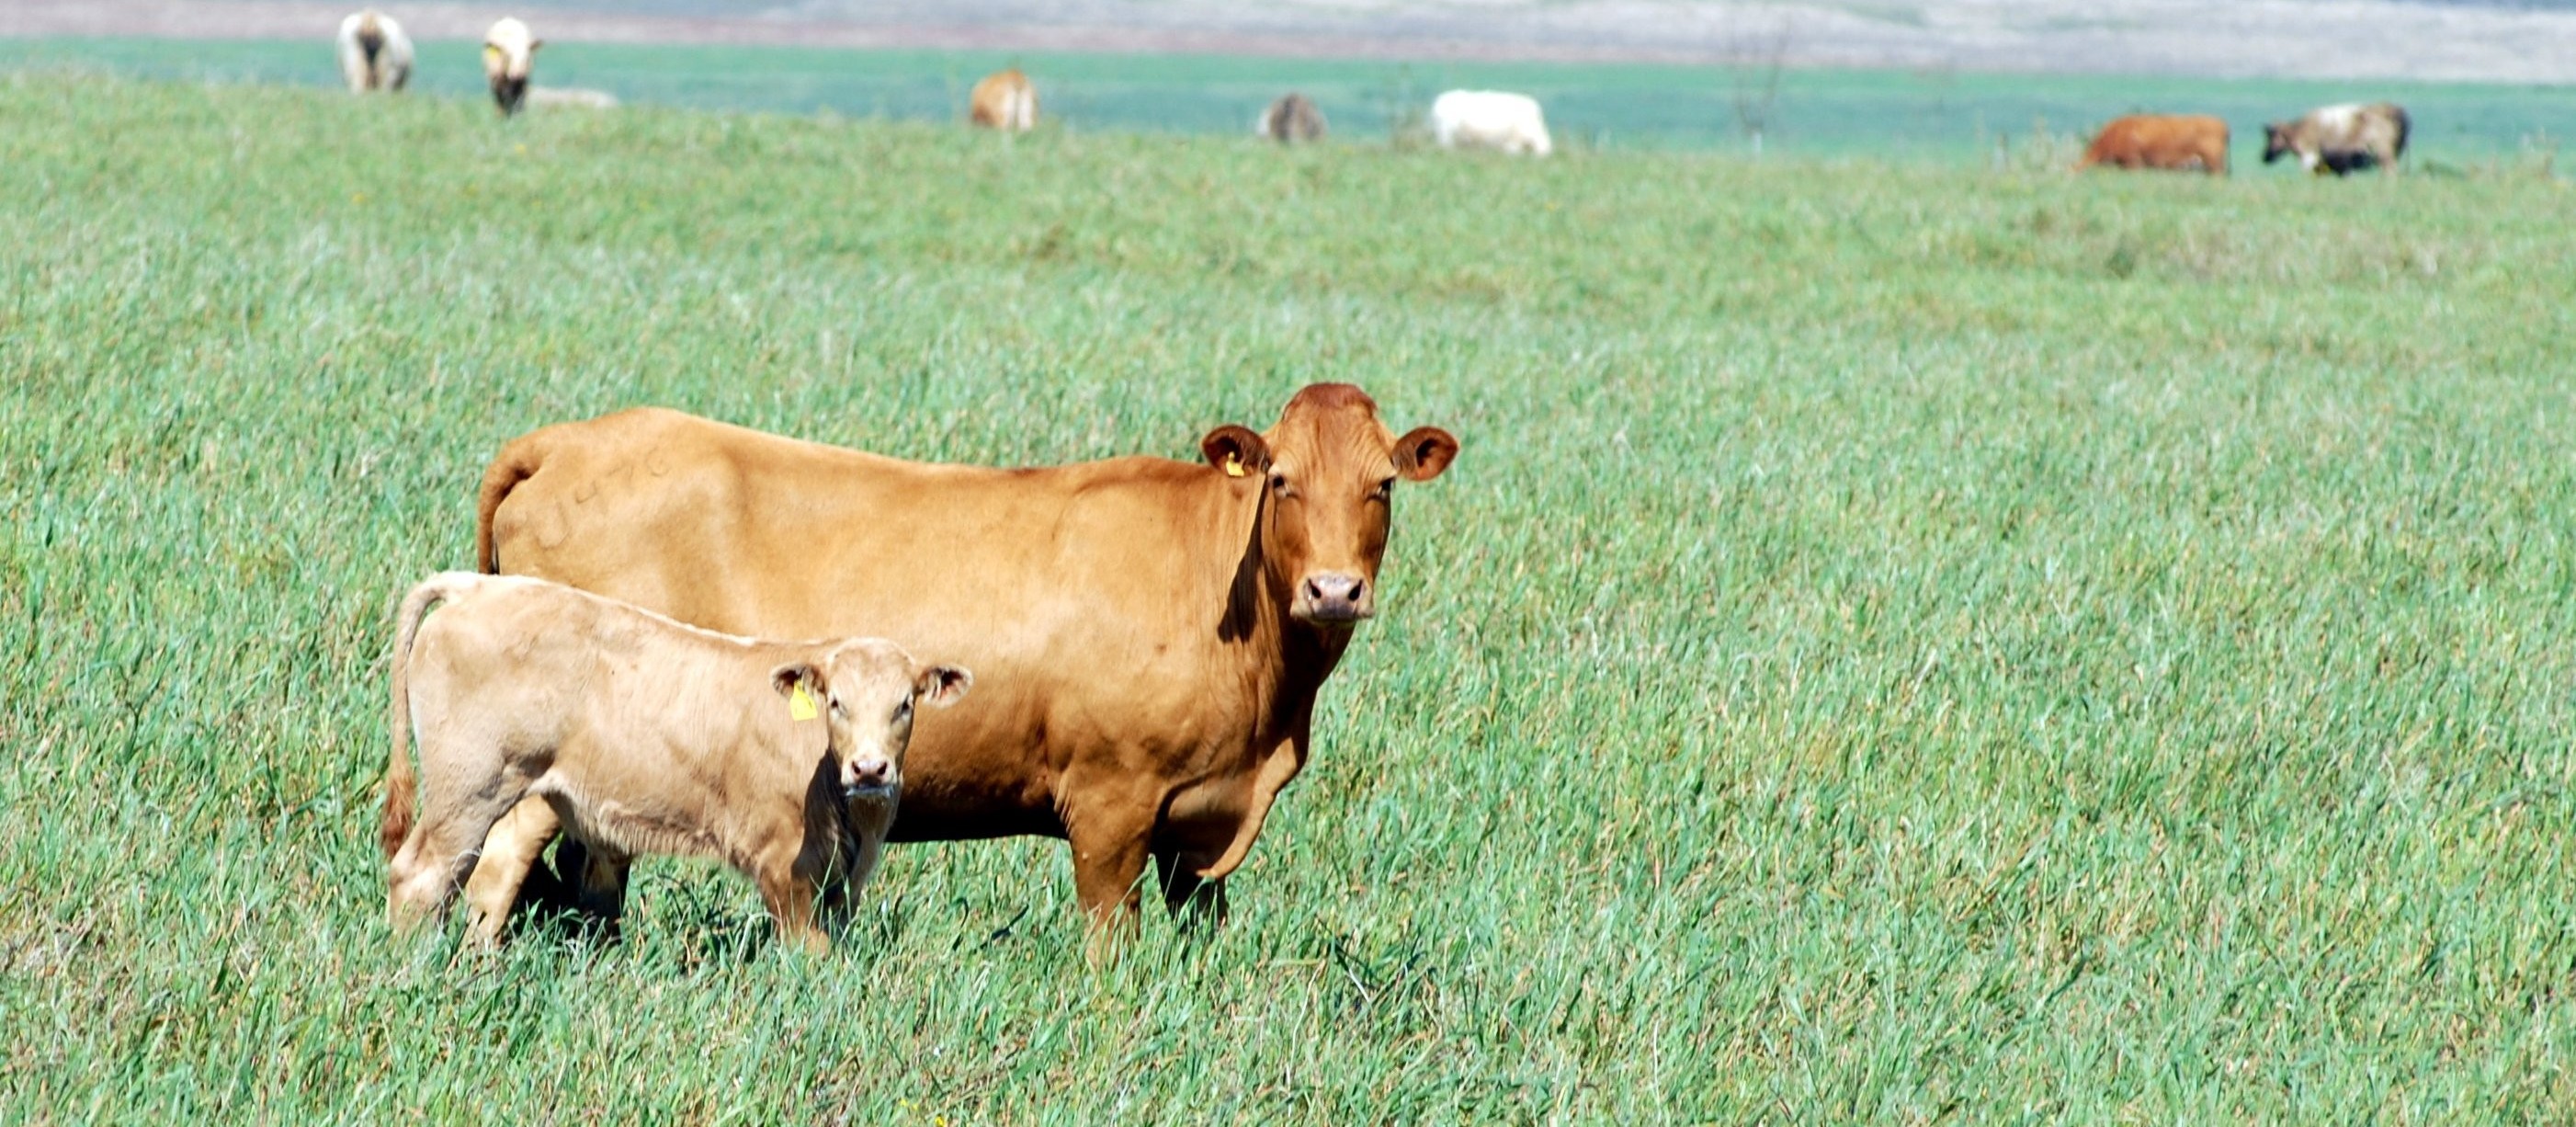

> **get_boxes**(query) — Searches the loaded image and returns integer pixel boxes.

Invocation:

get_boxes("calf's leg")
[461,800,558,947]
[387,784,527,930]
[755,854,828,955]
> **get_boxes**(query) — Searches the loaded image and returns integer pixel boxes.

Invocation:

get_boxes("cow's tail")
[383,573,475,859]
[474,434,545,575]
[2389,105,2412,163]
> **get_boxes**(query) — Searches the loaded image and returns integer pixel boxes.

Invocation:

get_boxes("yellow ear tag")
[789,683,818,722]
[1224,454,1245,478]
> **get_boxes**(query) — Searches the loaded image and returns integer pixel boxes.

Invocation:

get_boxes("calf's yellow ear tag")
[789,683,819,722]
[1224,454,1245,478]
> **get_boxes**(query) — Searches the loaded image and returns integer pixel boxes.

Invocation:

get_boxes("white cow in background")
[483,17,539,116]
[335,9,413,94]
[1432,90,1552,156]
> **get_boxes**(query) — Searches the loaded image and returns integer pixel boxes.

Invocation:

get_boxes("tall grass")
[3,74,2574,1121]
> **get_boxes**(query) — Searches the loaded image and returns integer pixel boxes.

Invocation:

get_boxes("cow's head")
[1201,383,1458,629]
[483,17,539,117]
[774,641,970,801]
[2261,123,2294,165]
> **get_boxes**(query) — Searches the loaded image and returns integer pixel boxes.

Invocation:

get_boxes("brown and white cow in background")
[335,9,413,94]
[970,68,1038,131]
[482,17,539,116]
[2075,114,2228,175]
[381,572,970,951]
[1259,93,1327,143]
[468,384,1458,948]
[2264,103,2410,176]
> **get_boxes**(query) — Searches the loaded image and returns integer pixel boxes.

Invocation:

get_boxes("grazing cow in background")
[1432,90,1552,156]
[335,9,412,94]
[482,17,539,117]
[2264,103,2410,176]
[1259,93,1327,143]
[468,384,1459,945]
[2074,114,2229,175]
[381,573,970,951]
[970,68,1038,131]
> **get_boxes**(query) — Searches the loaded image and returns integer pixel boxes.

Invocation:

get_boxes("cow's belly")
[1159,773,1254,857]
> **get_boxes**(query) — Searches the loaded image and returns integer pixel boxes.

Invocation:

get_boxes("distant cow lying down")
[380,572,970,950]
[2075,114,2229,175]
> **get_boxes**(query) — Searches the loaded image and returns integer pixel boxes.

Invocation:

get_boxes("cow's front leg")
[1063,787,1157,959]
[1153,848,1229,933]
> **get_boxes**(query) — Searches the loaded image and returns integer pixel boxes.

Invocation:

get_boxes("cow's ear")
[915,665,972,708]
[530,39,545,51]
[1200,425,1271,478]
[771,663,821,699]
[1392,426,1458,482]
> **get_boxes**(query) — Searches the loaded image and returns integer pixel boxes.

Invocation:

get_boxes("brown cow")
[969,68,1038,131]
[2263,102,2409,176]
[382,572,970,951]
[2075,114,2230,175]
[1259,93,1327,143]
[469,384,1458,940]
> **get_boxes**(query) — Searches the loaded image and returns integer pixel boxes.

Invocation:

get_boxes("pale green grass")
[3,74,2575,1122]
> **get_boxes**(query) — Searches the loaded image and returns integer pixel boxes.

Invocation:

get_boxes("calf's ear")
[1200,425,1271,477]
[915,665,973,708]
[771,663,822,698]
[1392,426,1459,482]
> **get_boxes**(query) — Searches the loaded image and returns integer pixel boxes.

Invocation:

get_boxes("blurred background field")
[3,35,2570,162]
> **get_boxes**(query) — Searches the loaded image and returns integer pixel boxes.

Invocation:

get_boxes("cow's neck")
[1211,484,1349,746]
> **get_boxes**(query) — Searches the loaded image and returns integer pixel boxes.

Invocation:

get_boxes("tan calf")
[380,572,968,951]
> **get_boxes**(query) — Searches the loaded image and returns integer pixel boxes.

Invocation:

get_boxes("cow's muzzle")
[841,757,896,799]
[1293,572,1373,625]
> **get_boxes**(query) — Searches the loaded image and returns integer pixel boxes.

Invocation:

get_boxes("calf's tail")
[383,574,475,858]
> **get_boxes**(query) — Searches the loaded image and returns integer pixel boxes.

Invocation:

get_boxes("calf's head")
[1200,383,1458,629]
[483,17,539,117]
[773,640,970,799]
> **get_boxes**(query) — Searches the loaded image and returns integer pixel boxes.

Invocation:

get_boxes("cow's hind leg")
[461,799,559,947]
[387,784,527,932]
[1152,848,1229,933]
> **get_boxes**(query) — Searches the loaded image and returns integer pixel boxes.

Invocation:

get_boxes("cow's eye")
[1370,478,1395,500]
[894,698,912,722]
[1269,473,1294,497]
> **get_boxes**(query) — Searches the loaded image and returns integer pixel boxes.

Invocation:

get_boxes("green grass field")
[6,70,2576,1121]
[5,35,2573,161]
